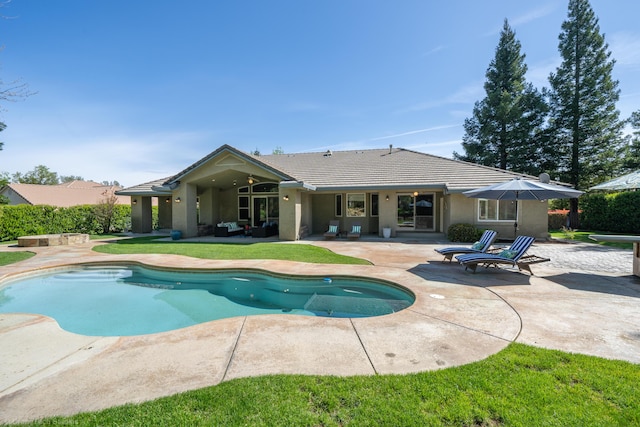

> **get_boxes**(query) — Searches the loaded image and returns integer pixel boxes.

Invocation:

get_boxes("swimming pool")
[0,264,414,336]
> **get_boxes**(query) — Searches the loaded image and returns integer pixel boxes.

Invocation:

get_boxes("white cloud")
[396,81,484,114]
[369,125,460,142]
[510,4,557,27]
[609,32,640,67]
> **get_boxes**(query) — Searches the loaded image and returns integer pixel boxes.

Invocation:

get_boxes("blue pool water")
[0,264,414,336]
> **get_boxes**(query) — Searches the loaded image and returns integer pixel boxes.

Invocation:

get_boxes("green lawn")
[0,251,35,266]
[92,236,371,265]
[549,230,634,250]
[14,343,639,426]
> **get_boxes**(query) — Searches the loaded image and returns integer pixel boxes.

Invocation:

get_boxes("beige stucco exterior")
[120,145,554,241]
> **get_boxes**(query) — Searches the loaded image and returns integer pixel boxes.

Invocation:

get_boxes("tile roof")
[115,178,173,196]
[2,181,130,207]
[119,145,553,194]
[254,147,536,193]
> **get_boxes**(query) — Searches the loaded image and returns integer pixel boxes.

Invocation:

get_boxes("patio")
[0,235,638,423]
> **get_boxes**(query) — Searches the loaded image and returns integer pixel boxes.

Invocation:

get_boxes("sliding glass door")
[397,193,434,231]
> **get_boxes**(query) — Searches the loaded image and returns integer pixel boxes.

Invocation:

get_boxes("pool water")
[0,265,414,336]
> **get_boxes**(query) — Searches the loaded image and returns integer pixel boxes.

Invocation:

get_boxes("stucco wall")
[445,193,549,240]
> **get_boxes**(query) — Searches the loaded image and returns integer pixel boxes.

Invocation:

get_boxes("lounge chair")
[347,224,361,240]
[323,220,340,240]
[434,230,498,262]
[455,235,545,274]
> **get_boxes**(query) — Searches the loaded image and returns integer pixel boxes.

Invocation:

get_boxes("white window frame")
[477,199,518,221]
[346,193,366,217]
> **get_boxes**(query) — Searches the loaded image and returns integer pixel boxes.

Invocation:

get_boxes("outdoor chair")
[434,229,498,262]
[455,235,546,274]
[323,220,340,240]
[347,224,361,240]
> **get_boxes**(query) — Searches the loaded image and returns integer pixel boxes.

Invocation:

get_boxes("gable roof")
[1,181,130,207]
[164,144,295,185]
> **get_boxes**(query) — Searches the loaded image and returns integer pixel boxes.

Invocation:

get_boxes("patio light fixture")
[165,197,171,203]
[132,199,137,205]
[385,195,389,201]
[175,197,181,203]
[283,195,289,201]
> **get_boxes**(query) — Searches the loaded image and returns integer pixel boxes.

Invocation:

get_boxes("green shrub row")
[0,204,134,241]
[579,191,640,233]
[446,223,484,242]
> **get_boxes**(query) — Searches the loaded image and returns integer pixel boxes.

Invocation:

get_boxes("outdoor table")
[589,235,640,277]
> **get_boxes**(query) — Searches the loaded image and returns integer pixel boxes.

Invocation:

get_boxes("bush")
[0,204,133,241]
[447,223,483,242]
[548,213,567,230]
[579,191,640,233]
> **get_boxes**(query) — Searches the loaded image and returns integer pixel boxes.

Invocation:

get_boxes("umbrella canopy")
[463,178,583,236]
[463,178,583,201]
[589,170,640,191]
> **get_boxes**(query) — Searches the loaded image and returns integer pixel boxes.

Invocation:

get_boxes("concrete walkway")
[0,235,638,423]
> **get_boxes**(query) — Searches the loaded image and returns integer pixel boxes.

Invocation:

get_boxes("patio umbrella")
[589,170,640,191]
[463,177,583,236]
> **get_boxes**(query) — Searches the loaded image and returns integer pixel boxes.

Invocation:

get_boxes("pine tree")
[454,19,548,175]
[547,0,624,226]
[622,110,640,171]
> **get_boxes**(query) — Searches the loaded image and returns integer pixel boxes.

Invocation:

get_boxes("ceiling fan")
[247,175,260,184]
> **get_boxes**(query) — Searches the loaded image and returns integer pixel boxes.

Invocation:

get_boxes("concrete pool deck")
[0,234,639,423]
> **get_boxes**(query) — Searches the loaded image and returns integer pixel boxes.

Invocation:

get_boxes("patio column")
[131,196,153,233]
[172,183,198,238]
[279,189,300,241]
[157,196,173,230]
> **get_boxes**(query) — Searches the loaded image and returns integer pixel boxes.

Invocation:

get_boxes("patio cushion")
[471,241,485,250]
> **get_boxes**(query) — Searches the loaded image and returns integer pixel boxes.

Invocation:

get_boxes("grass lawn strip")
[92,237,371,265]
[18,343,639,426]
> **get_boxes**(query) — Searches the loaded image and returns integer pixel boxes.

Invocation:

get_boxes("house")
[117,144,551,240]
[0,180,130,207]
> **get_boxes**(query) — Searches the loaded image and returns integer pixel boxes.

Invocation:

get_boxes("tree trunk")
[568,198,580,229]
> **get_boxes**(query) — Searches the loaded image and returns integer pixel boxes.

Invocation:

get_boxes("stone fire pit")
[17,233,90,247]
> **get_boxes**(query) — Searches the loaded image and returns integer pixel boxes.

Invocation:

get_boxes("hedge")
[579,191,640,233]
[0,204,136,241]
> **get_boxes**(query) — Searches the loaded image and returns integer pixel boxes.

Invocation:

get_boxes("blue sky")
[2,1,640,187]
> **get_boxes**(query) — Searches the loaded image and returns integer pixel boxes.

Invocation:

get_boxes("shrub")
[580,191,640,233]
[447,223,483,242]
[0,204,133,241]
[548,213,567,230]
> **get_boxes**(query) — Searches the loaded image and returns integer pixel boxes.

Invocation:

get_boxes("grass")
[0,251,35,266]
[92,236,371,265]
[549,229,634,250]
[13,343,639,426]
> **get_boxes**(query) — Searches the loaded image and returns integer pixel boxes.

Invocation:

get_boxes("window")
[238,196,250,220]
[347,193,366,217]
[335,194,342,217]
[371,193,379,217]
[478,199,517,221]
[252,182,278,193]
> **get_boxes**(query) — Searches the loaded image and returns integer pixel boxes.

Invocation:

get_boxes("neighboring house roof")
[119,144,557,195]
[0,181,130,207]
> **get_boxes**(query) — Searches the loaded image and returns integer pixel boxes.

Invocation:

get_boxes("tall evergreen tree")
[547,0,623,226]
[454,19,548,175]
[622,110,640,171]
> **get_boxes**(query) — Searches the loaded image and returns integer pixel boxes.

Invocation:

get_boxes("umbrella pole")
[514,199,518,237]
